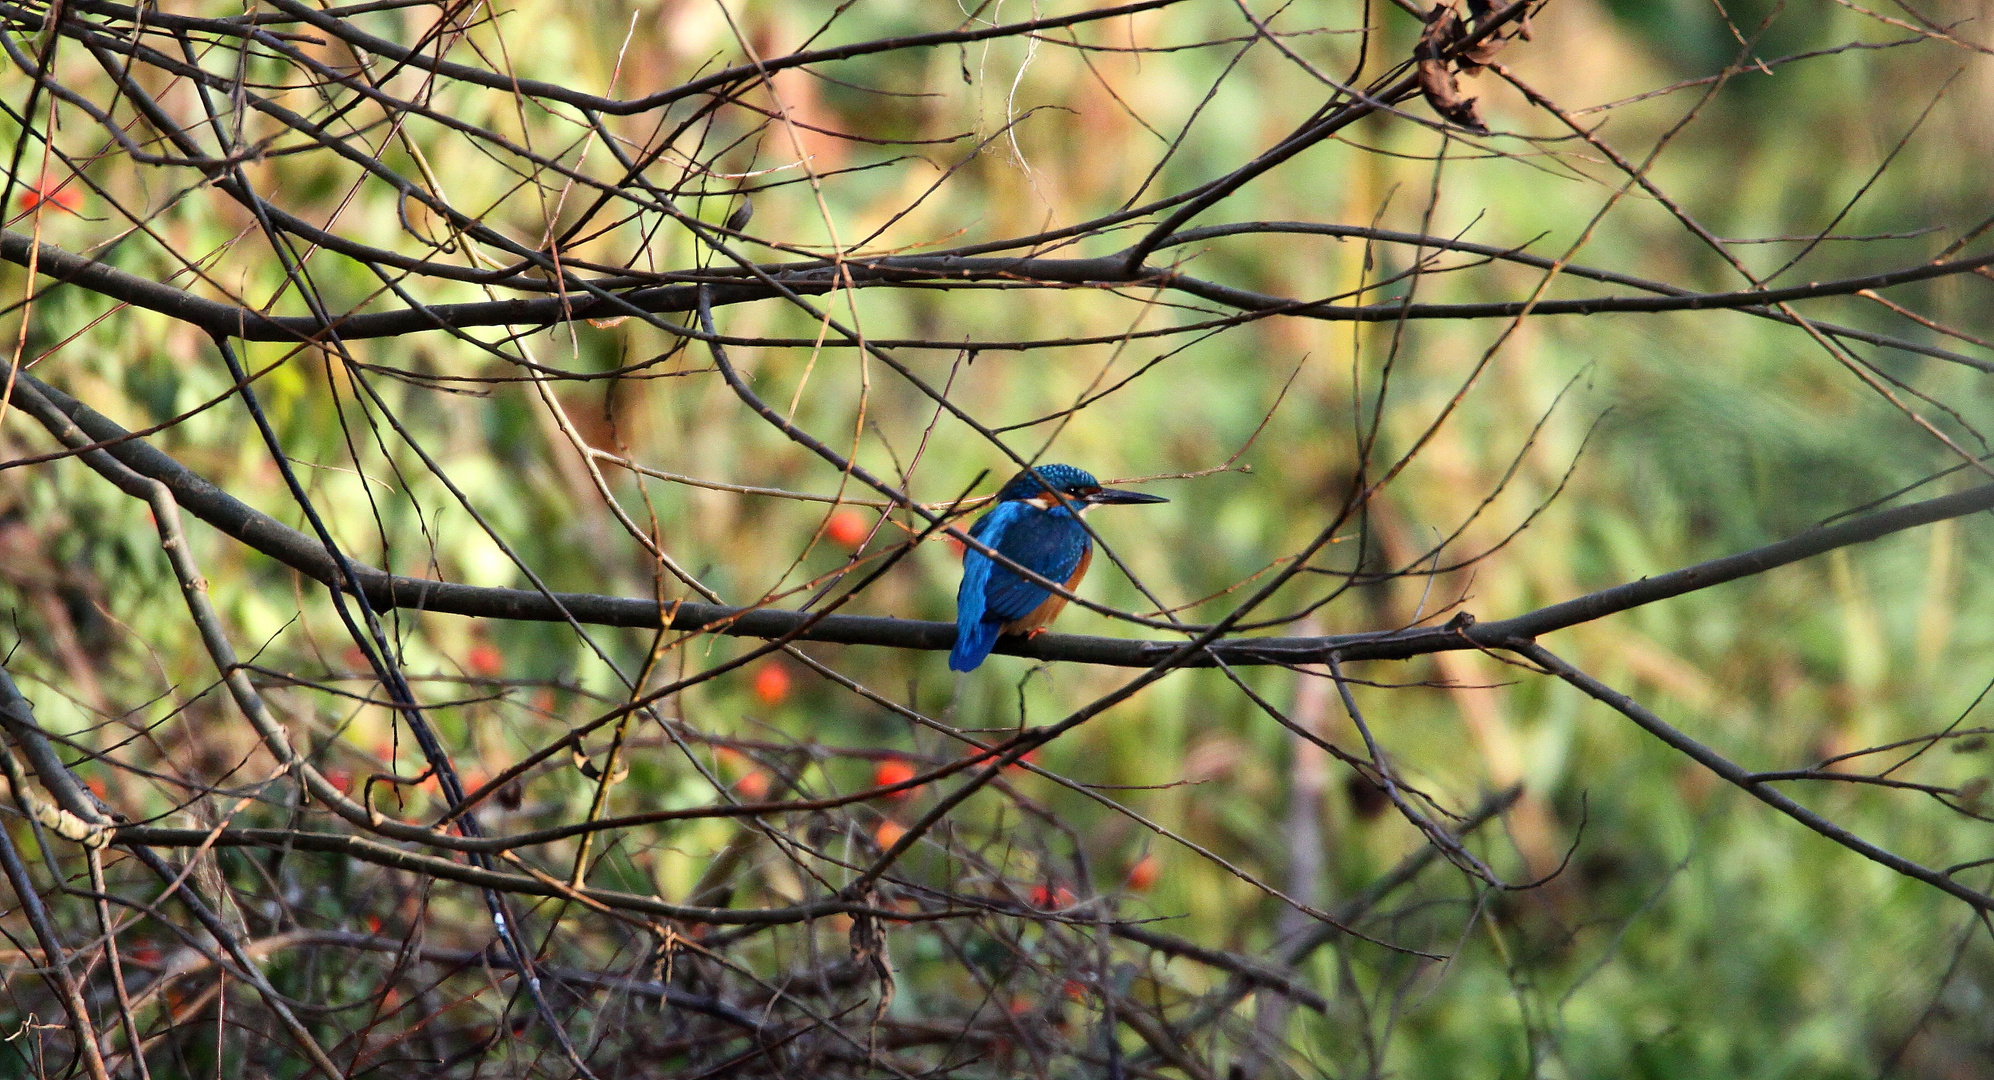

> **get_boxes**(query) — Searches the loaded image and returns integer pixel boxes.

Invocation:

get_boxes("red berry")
[752,663,792,706]
[734,769,771,800]
[873,758,918,798]
[1029,883,1075,910]
[17,178,81,215]
[825,509,870,549]
[1125,854,1159,892]
[715,746,770,798]
[466,642,503,677]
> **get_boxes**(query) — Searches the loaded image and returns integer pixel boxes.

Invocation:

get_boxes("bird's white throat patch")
[1025,492,1092,512]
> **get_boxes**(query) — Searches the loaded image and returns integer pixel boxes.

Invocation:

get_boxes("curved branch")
[1515,641,1994,913]
[5,229,1988,371]
[11,363,1992,667]
[107,823,913,925]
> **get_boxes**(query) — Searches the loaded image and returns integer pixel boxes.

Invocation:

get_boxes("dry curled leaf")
[1417,57,1489,133]
[1411,0,1533,133]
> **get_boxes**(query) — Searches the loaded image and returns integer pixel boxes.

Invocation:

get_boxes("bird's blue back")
[950,500,1091,671]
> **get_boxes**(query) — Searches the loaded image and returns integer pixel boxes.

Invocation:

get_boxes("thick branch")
[10,365,1992,667]
[4,229,1990,362]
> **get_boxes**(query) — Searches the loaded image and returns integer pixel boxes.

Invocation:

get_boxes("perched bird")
[950,464,1167,672]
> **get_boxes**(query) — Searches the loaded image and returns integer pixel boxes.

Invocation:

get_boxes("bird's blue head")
[994,464,1169,508]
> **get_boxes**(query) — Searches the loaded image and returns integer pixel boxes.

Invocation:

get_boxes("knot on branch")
[0,744,113,849]
[42,802,114,849]
[1415,0,1534,133]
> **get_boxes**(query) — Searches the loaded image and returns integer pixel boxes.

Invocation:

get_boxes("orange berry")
[825,509,870,549]
[874,819,908,849]
[1125,854,1159,892]
[752,663,792,706]
[17,177,81,215]
[872,758,918,798]
[1029,883,1075,910]
[734,770,771,800]
[465,642,503,677]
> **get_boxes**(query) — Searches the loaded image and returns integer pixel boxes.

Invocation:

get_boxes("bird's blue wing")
[952,504,1092,671]
[981,509,1089,623]
[950,505,1016,671]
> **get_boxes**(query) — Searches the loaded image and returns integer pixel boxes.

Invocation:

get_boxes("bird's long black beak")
[1087,487,1169,506]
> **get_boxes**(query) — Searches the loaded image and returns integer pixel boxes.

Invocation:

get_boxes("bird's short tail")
[950,619,1002,672]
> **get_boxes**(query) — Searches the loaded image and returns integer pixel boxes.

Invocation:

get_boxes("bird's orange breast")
[1001,545,1092,635]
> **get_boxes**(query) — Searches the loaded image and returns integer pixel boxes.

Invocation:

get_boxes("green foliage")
[1,0,1991,1074]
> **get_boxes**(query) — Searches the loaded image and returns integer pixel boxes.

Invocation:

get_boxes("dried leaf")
[1414,0,1494,132]
[1463,37,1505,70]
[1416,1,1462,60]
[1417,58,1489,133]
[849,889,897,1016]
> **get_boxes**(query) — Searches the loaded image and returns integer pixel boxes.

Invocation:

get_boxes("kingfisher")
[949,464,1168,672]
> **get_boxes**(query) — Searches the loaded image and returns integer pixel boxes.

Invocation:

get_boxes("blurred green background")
[3,0,1993,1074]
